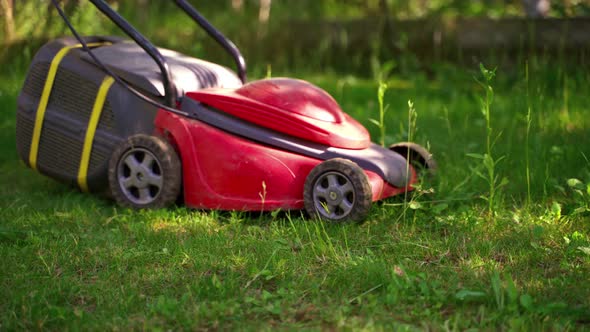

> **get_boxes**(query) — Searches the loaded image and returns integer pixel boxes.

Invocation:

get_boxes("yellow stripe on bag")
[77,76,115,192]
[28,42,106,171]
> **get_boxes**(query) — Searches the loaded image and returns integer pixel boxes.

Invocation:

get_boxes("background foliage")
[3,0,590,44]
[0,0,589,330]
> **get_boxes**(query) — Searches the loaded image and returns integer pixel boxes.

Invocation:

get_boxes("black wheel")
[304,158,372,223]
[108,134,181,209]
[389,142,436,176]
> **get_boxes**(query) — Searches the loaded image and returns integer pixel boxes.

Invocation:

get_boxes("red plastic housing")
[155,111,414,211]
[186,78,371,149]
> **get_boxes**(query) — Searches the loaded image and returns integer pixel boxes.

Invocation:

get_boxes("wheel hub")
[328,190,341,202]
[312,171,355,220]
[117,148,163,205]
[135,171,147,187]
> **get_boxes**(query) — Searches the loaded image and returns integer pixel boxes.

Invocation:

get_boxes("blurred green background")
[1,0,589,76]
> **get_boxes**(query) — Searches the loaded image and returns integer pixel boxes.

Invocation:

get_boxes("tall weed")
[467,64,508,215]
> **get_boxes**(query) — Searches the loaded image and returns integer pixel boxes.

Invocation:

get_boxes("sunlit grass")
[1,59,590,330]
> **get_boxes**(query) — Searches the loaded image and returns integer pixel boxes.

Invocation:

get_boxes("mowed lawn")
[1,62,589,330]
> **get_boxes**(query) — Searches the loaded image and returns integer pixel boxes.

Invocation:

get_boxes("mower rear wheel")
[304,158,372,223]
[108,134,181,209]
[389,142,436,176]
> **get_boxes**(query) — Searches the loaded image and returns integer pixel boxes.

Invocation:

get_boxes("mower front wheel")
[304,158,372,223]
[108,134,181,209]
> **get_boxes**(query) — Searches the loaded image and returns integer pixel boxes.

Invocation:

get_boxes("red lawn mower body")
[155,78,413,211]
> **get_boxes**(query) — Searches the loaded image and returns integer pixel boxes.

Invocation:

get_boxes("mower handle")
[172,0,247,84]
[88,0,177,107]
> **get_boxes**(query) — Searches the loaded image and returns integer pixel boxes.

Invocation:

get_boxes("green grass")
[1,60,590,330]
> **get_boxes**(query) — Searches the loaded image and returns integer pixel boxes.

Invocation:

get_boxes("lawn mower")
[15,0,436,223]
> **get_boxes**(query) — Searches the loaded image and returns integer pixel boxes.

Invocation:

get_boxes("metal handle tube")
[88,0,177,107]
[172,0,247,84]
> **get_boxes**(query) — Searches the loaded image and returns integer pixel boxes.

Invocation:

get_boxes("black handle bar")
[87,0,247,107]
[88,0,177,107]
[172,0,247,84]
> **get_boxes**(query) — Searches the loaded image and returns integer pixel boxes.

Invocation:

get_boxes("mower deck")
[16,0,436,222]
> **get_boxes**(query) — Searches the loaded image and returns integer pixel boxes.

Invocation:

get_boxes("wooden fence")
[2,17,589,71]
[255,17,590,68]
